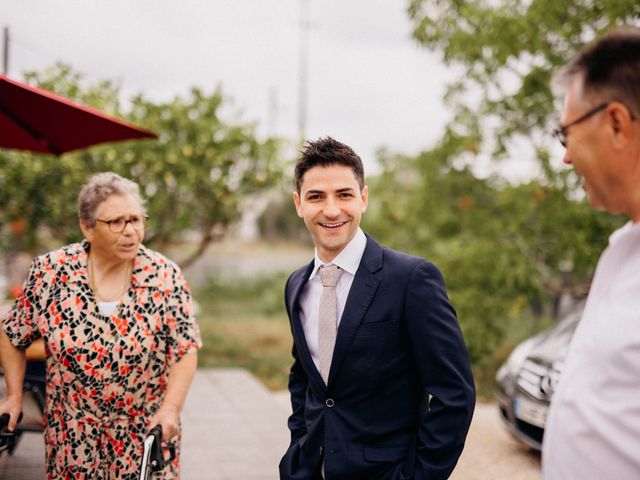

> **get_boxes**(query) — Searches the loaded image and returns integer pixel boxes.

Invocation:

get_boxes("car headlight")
[497,337,537,380]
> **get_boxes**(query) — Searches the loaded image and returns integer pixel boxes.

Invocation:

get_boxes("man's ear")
[608,101,636,149]
[292,191,303,218]
[361,185,369,213]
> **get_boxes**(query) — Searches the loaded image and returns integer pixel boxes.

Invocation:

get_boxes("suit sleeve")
[284,275,308,446]
[405,261,475,480]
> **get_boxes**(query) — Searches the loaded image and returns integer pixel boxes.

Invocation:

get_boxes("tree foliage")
[365,134,621,362]
[362,2,639,363]
[407,0,640,170]
[0,63,283,272]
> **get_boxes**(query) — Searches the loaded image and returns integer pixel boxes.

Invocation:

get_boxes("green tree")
[0,63,283,281]
[364,130,621,365]
[376,1,640,368]
[407,0,640,174]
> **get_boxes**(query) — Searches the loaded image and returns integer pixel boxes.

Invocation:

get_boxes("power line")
[298,0,309,145]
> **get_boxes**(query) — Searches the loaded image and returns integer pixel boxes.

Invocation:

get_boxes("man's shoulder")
[381,243,424,265]
[364,237,449,287]
[367,235,430,270]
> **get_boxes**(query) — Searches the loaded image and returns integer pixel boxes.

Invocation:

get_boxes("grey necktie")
[318,264,343,385]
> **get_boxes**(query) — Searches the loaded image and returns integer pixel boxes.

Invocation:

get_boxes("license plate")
[514,396,548,428]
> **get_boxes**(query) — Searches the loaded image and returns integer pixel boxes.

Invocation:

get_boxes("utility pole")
[267,86,278,138]
[298,0,309,145]
[2,26,9,75]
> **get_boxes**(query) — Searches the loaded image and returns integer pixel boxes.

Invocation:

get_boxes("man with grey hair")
[542,28,640,479]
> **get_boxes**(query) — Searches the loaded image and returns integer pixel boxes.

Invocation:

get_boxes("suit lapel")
[328,236,383,385]
[288,260,327,393]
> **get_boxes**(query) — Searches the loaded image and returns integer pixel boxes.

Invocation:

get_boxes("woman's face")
[81,194,145,263]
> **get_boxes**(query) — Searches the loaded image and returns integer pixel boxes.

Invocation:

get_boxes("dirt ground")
[451,402,541,480]
[272,392,542,480]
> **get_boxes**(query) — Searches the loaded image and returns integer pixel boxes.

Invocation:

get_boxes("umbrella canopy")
[0,74,157,155]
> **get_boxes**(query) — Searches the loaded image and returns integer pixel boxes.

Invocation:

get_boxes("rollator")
[0,340,46,457]
[138,424,176,480]
[0,412,23,457]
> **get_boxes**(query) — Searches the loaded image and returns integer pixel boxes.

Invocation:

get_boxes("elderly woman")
[0,172,201,479]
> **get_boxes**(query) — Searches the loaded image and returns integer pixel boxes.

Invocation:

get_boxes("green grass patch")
[194,272,293,390]
[193,271,559,398]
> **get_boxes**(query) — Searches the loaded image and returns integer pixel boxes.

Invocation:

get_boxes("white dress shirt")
[542,221,640,479]
[298,228,367,373]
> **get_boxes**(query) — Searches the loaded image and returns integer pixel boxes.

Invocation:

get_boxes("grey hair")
[77,172,146,226]
[553,27,640,118]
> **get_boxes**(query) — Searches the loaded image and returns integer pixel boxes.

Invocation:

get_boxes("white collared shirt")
[298,228,367,372]
[542,221,640,479]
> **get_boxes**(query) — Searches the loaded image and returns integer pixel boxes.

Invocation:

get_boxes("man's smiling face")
[293,164,368,263]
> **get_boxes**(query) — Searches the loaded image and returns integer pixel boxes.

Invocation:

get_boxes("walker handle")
[0,412,23,431]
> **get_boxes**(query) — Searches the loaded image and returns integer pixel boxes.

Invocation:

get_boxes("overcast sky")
[3,0,458,171]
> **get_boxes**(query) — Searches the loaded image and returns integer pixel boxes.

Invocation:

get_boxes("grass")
[194,272,293,390]
[193,270,557,398]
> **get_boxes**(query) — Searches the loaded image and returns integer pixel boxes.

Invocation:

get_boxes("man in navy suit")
[279,137,475,480]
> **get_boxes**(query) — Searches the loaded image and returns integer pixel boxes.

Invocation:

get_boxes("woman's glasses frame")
[95,215,149,233]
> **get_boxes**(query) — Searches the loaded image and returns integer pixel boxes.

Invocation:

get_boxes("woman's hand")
[148,403,180,442]
[147,352,197,442]
[148,351,197,442]
[0,330,27,432]
[0,395,23,432]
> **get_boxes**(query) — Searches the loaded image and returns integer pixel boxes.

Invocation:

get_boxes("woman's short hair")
[77,172,146,226]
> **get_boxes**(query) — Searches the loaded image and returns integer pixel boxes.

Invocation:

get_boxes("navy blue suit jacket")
[279,235,475,480]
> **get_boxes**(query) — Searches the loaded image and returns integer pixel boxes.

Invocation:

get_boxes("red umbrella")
[0,74,157,155]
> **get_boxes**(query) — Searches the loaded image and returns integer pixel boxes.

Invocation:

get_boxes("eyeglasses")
[553,102,609,148]
[95,215,148,233]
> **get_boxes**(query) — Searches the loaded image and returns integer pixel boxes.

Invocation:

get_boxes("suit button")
[325,398,335,408]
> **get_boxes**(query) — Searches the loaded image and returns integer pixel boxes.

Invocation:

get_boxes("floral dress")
[3,241,202,479]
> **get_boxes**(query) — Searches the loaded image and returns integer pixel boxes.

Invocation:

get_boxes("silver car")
[495,301,585,450]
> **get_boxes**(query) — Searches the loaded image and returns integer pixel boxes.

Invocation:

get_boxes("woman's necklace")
[88,254,132,302]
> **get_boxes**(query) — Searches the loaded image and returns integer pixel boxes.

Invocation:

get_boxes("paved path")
[180,369,289,480]
[1,370,541,480]
[0,369,290,480]
[0,426,43,479]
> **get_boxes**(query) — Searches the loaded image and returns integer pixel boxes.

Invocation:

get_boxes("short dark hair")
[554,27,640,118]
[294,137,365,193]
